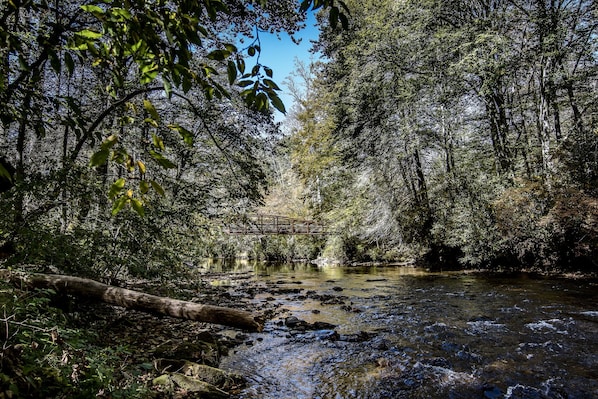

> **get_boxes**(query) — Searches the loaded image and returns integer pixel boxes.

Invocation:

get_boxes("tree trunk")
[486,90,512,177]
[1,271,263,332]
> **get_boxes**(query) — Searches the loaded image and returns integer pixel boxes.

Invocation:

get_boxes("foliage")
[494,182,598,270]
[247,235,324,261]
[285,0,598,270]
[0,284,151,398]
[0,0,350,277]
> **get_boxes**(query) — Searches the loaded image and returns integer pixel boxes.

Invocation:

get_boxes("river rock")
[316,294,347,305]
[152,339,220,367]
[503,384,548,399]
[154,358,244,392]
[312,321,337,330]
[284,316,306,329]
[284,316,337,332]
[483,386,503,399]
[370,337,390,350]
[314,329,340,341]
[153,372,229,398]
[338,331,372,342]
[272,287,303,294]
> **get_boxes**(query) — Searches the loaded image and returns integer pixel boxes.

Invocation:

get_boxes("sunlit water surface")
[207,262,598,398]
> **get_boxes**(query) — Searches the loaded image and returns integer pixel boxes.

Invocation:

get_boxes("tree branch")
[70,86,164,162]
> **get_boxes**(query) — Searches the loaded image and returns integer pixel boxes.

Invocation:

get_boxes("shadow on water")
[204,261,598,398]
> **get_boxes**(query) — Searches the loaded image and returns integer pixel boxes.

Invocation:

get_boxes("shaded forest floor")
[0,270,274,399]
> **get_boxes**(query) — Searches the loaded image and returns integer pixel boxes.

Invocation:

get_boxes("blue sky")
[245,13,320,121]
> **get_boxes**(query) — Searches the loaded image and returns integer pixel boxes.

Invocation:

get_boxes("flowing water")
[210,262,598,398]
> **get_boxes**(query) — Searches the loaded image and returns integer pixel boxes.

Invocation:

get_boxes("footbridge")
[224,214,327,235]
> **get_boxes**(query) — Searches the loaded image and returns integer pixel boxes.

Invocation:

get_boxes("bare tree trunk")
[1,271,263,332]
[14,91,32,226]
[486,90,512,177]
[538,59,555,184]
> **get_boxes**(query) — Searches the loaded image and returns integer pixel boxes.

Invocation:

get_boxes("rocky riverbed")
[207,264,598,399]
[49,263,598,399]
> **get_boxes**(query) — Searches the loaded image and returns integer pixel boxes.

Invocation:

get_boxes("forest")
[1,0,597,397]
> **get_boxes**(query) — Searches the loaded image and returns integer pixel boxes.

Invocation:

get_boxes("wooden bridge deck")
[224,214,326,235]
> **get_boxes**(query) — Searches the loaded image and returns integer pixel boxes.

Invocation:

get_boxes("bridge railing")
[224,214,327,235]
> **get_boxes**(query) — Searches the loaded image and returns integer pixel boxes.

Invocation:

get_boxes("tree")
[0,0,349,275]
[309,0,597,269]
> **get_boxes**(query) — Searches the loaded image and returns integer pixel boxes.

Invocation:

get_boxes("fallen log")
[1,271,262,332]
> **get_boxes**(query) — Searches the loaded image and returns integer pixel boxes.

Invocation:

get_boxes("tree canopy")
[286,0,598,269]
[2,0,596,274]
[0,0,348,276]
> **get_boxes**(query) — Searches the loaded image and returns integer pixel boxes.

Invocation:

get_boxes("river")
[205,262,598,398]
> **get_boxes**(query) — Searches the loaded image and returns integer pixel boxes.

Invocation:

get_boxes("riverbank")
[0,271,260,398]
[2,263,597,398]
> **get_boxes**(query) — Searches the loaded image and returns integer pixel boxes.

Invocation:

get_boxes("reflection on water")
[206,261,598,398]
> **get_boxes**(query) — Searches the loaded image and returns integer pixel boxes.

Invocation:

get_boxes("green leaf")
[113,178,126,189]
[263,79,280,90]
[110,7,132,20]
[130,39,144,54]
[137,160,147,174]
[224,43,237,53]
[140,71,159,84]
[0,164,12,182]
[149,150,176,169]
[202,65,218,76]
[111,196,128,216]
[207,49,230,61]
[112,149,126,163]
[131,198,145,217]
[299,0,312,12]
[90,149,110,167]
[64,52,75,76]
[18,55,29,71]
[68,41,89,51]
[311,0,324,10]
[213,82,231,99]
[169,124,194,146]
[227,61,237,85]
[268,92,286,114]
[76,29,103,39]
[205,86,215,100]
[152,134,165,151]
[143,99,160,122]
[182,76,192,93]
[255,92,268,111]
[238,80,254,87]
[163,79,172,98]
[150,180,165,196]
[264,66,273,78]
[49,51,61,74]
[109,178,126,199]
[339,12,349,29]
[187,31,202,46]
[101,134,118,150]
[329,6,339,29]
[248,46,256,57]
[236,57,246,74]
[144,118,159,127]
[140,62,159,84]
[80,5,105,14]
[140,180,150,194]
[242,89,255,106]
